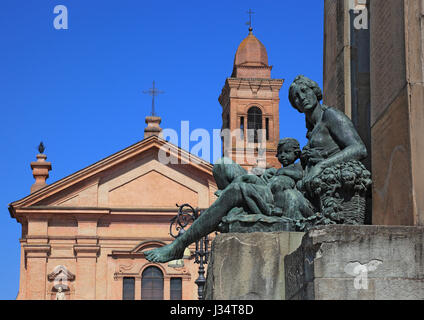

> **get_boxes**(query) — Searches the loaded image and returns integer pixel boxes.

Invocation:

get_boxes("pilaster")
[74,242,100,300]
[23,244,51,300]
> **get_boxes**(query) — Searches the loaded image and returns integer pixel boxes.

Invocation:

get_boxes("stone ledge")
[73,245,100,258]
[285,225,424,300]
[23,244,51,257]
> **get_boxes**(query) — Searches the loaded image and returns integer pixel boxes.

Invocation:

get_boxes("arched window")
[247,107,262,143]
[141,266,164,300]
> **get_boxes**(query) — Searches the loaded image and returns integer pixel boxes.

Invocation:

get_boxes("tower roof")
[234,30,269,68]
[232,30,272,78]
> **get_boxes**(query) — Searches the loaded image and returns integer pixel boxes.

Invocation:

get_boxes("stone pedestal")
[285,225,424,300]
[205,232,304,300]
[30,154,52,193]
[144,116,162,139]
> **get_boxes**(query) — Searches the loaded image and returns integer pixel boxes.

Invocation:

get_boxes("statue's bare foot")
[144,241,184,263]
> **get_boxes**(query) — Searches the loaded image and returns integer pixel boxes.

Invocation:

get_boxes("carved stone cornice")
[226,77,284,87]
[219,77,284,106]
[227,78,283,93]
[23,244,51,258]
[73,244,100,258]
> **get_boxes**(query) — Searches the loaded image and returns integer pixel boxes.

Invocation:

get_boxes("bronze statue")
[145,75,371,263]
[288,75,371,228]
[289,75,367,192]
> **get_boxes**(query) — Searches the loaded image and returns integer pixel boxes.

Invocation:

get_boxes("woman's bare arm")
[318,107,367,169]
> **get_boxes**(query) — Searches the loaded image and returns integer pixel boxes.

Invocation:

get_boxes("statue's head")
[213,157,247,190]
[289,75,323,113]
[276,138,301,167]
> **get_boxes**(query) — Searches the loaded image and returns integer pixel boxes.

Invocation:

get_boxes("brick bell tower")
[218,27,284,170]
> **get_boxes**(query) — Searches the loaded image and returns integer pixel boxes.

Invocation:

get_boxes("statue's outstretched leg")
[144,184,244,263]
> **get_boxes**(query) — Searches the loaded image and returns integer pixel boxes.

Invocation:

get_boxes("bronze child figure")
[268,138,314,220]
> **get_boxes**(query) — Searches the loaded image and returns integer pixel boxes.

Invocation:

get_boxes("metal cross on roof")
[246,9,255,30]
[143,81,164,117]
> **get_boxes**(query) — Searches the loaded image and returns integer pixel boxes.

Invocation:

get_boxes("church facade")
[9,134,218,300]
[9,28,282,300]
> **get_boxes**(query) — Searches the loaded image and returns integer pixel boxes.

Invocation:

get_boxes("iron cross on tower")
[143,81,164,117]
[246,9,255,31]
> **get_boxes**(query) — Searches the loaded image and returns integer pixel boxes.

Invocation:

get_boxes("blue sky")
[0,0,323,299]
